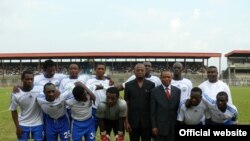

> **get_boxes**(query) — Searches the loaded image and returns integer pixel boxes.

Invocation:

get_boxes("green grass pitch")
[1,87,249,140]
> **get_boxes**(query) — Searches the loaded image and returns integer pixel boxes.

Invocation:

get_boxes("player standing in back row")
[199,66,233,104]
[86,63,112,132]
[171,62,193,103]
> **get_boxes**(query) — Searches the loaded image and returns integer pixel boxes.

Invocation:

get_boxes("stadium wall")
[3,73,249,87]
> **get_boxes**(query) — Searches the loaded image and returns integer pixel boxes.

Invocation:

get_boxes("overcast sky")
[0,0,249,70]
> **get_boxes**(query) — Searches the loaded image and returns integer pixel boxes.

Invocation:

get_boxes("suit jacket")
[151,85,181,136]
[125,79,155,129]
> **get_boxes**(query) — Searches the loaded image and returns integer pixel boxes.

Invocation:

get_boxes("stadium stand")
[224,50,250,86]
[0,52,221,87]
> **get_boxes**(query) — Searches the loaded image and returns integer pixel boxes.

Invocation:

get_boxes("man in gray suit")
[151,70,181,141]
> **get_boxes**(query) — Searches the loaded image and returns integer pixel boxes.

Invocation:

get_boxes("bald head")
[173,62,184,79]
[143,62,152,75]
[134,63,145,70]
[173,62,183,70]
[134,63,146,79]
[143,62,151,66]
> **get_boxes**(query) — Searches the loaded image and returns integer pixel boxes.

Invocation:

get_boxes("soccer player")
[199,66,233,104]
[9,70,43,141]
[203,91,238,125]
[171,62,193,102]
[65,85,96,141]
[86,63,111,131]
[96,87,127,141]
[59,63,91,93]
[34,59,67,88]
[59,63,92,129]
[37,83,71,141]
[34,59,68,141]
[177,87,208,125]
[12,59,66,94]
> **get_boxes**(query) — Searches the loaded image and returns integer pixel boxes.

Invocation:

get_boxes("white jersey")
[177,100,208,125]
[198,80,233,104]
[171,78,193,102]
[59,78,79,93]
[202,94,238,125]
[65,95,92,121]
[59,74,92,93]
[86,77,110,109]
[37,91,71,119]
[122,74,161,88]
[9,86,43,126]
[34,73,67,89]
[78,74,92,84]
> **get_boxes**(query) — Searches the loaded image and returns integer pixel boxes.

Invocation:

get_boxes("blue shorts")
[72,117,95,141]
[92,107,98,131]
[19,125,43,141]
[45,115,70,141]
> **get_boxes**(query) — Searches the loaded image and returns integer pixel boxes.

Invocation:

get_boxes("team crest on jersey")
[55,81,60,87]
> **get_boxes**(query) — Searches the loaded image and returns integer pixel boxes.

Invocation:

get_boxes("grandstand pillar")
[234,67,236,76]
[200,59,203,80]
[1,59,4,79]
[38,59,41,72]
[206,59,208,67]
[184,58,187,76]
[111,60,114,75]
[228,65,231,85]
[219,57,222,79]
[20,59,22,74]
[56,61,59,72]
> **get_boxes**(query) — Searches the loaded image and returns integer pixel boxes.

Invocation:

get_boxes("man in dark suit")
[151,70,181,141]
[124,63,155,141]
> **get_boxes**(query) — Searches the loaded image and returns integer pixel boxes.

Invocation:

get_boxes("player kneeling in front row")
[96,87,127,141]
[177,87,208,125]
[203,91,238,125]
[37,83,71,141]
[66,83,96,141]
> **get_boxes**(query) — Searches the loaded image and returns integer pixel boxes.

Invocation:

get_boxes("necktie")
[165,87,171,99]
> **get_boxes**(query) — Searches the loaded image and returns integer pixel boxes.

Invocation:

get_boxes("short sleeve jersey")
[96,99,127,120]
[9,86,43,126]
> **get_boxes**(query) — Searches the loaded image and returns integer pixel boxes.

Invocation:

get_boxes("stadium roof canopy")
[0,52,221,59]
[225,50,250,57]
